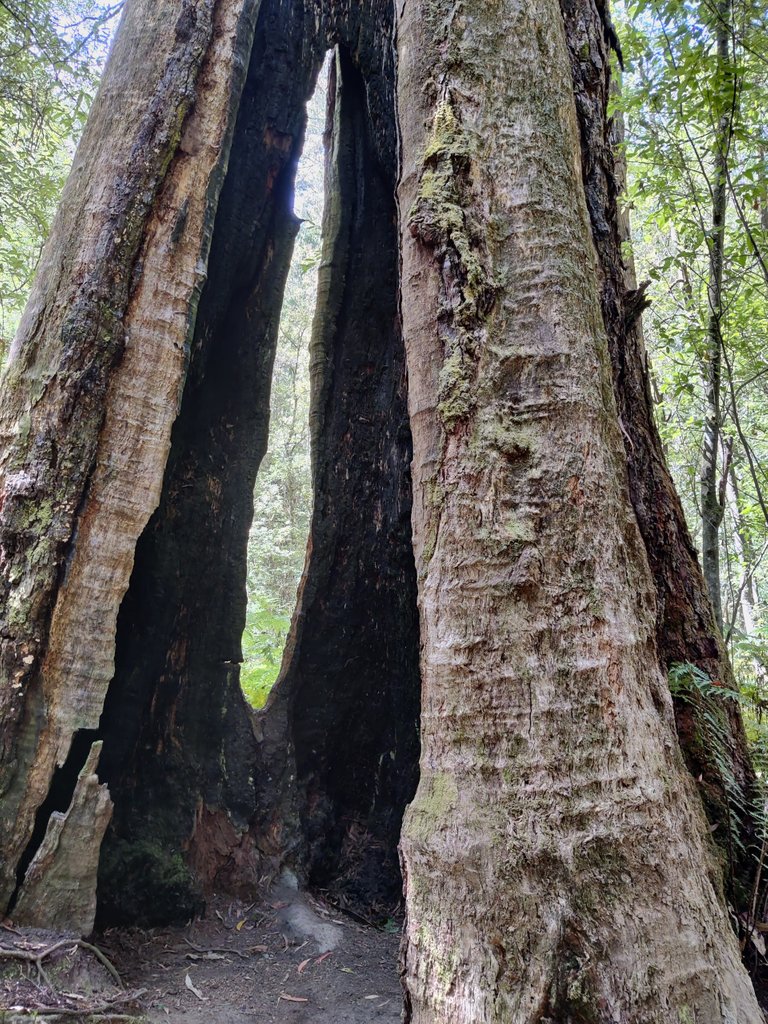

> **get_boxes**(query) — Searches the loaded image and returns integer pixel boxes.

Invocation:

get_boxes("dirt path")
[1,881,403,1023]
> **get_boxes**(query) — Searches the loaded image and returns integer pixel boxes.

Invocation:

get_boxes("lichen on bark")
[408,97,497,432]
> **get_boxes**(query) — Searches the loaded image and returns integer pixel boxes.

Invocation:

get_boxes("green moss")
[437,347,475,427]
[423,101,470,162]
[407,771,459,841]
[408,98,499,436]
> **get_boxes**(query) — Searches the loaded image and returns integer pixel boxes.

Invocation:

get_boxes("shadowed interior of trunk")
[90,0,420,928]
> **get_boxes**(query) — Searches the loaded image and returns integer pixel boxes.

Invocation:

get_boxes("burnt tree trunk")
[258,46,420,915]
[0,0,418,931]
[0,0,262,927]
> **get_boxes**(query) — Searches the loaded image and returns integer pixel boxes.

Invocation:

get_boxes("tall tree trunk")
[701,0,732,634]
[396,0,761,1018]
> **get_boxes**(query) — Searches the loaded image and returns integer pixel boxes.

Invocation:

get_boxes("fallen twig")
[2,1010,139,1019]
[181,938,248,960]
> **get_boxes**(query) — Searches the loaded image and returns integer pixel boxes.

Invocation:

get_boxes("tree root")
[0,938,122,990]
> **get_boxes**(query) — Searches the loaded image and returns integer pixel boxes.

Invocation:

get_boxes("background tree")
[617,0,768,682]
[240,91,322,706]
[0,0,119,346]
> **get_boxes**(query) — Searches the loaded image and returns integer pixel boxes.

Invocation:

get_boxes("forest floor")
[0,879,403,1023]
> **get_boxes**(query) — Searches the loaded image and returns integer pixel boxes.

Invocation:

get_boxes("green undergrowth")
[240,596,291,708]
[668,661,768,909]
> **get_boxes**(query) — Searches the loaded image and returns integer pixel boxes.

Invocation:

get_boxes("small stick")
[181,938,248,960]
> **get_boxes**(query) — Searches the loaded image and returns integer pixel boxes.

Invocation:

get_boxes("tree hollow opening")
[92,9,420,931]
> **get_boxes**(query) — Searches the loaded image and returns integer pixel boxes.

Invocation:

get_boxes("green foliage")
[0,0,119,347]
[616,0,768,715]
[669,661,768,914]
[239,76,325,706]
[668,664,751,870]
[240,596,292,708]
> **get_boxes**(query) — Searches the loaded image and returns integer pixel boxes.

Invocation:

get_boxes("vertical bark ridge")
[559,0,757,900]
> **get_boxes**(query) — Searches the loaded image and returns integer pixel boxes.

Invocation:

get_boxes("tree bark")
[0,0,262,920]
[559,0,757,899]
[396,0,761,1018]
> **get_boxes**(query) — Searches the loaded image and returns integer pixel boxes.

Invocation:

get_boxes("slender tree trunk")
[701,0,732,634]
[726,465,760,637]
[396,0,761,1018]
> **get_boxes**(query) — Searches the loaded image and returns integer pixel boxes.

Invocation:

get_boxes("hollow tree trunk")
[396,0,761,1018]
[0,0,762,1013]
[0,0,262,928]
[0,0,419,933]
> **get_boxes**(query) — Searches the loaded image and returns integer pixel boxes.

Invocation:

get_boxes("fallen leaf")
[236,919,246,931]
[297,958,312,974]
[279,993,309,1003]
[245,944,268,953]
[341,967,354,973]
[185,974,203,1001]
[364,994,380,1000]
[314,951,332,965]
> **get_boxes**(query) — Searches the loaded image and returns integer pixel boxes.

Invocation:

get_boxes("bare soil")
[0,884,403,1023]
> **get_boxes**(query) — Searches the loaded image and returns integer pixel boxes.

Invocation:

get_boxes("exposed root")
[0,938,122,988]
[0,930,138,1021]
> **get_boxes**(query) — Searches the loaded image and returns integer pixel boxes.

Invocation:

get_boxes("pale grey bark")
[396,0,761,1018]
